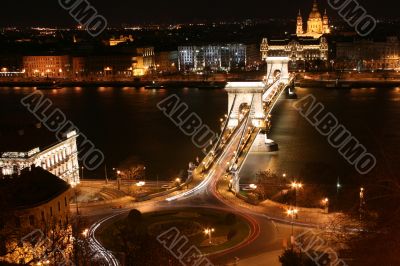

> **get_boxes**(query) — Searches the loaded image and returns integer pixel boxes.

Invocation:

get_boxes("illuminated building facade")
[260,37,328,70]
[109,35,134,46]
[0,167,73,265]
[133,47,156,76]
[23,55,71,78]
[178,44,246,72]
[0,126,80,186]
[72,54,135,78]
[335,37,400,71]
[155,51,178,73]
[296,0,330,39]
[72,47,155,77]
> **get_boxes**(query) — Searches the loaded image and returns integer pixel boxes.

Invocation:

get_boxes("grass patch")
[100,208,251,255]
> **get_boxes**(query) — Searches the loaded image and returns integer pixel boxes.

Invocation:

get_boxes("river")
[1,86,399,189]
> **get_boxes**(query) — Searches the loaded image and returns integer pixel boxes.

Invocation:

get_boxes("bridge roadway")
[87,77,304,266]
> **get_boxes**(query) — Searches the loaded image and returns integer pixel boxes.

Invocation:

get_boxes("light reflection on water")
[240,87,400,188]
[0,86,399,186]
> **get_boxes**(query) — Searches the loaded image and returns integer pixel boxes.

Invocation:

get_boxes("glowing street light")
[290,181,303,189]
[359,187,365,219]
[336,177,341,193]
[290,181,303,209]
[204,227,215,244]
[286,208,298,217]
[286,208,298,248]
[82,228,89,237]
[322,197,329,213]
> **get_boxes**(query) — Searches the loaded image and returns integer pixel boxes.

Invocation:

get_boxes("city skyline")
[0,0,396,27]
[0,0,399,265]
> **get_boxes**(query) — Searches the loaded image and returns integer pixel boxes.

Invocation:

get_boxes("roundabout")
[99,208,253,257]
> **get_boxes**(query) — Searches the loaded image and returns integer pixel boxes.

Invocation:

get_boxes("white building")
[0,126,80,186]
[178,44,246,72]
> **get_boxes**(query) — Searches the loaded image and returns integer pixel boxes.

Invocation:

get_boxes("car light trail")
[88,212,124,266]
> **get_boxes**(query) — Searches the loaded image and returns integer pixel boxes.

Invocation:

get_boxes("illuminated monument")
[260,0,330,70]
[0,126,80,186]
[296,0,330,39]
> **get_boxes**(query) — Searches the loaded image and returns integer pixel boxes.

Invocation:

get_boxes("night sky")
[0,0,395,26]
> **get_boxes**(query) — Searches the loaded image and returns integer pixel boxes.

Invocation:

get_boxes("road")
[86,78,309,265]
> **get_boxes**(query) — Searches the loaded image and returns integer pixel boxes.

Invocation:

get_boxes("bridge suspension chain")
[233,95,255,165]
[211,94,238,154]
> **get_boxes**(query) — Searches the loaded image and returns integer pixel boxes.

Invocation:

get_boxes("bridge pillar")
[230,170,240,194]
[266,57,290,84]
[225,82,266,129]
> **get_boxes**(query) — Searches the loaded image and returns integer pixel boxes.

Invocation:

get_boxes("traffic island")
[99,208,252,264]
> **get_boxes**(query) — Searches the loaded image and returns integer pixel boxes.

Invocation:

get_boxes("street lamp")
[286,208,298,249]
[322,197,329,213]
[290,181,303,189]
[336,177,341,193]
[204,227,215,244]
[175,178,181,187]
[81,228,89,238]
[359,187,365,219]
[290,181,303,208]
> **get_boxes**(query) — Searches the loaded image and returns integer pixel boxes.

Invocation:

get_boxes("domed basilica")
[296,0,330,38]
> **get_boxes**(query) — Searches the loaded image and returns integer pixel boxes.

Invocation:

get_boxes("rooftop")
[0,123,75,155]
[0,166,70,209]
[267,36,323,45]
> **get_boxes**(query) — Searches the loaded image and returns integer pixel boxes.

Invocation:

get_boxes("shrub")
[128,209,142,224]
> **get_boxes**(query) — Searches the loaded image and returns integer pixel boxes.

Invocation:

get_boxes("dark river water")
[1,86,399,190]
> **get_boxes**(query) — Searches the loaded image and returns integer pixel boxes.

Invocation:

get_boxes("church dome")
[308,0,322,19]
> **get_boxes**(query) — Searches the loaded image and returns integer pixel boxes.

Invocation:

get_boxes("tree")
[128,209,142,224]
[118,157,146,180]
[71,216,98,266]
[340,174,400,266]
[289,185,326,208]
[0,218,73,265]
[255,170,288,200]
